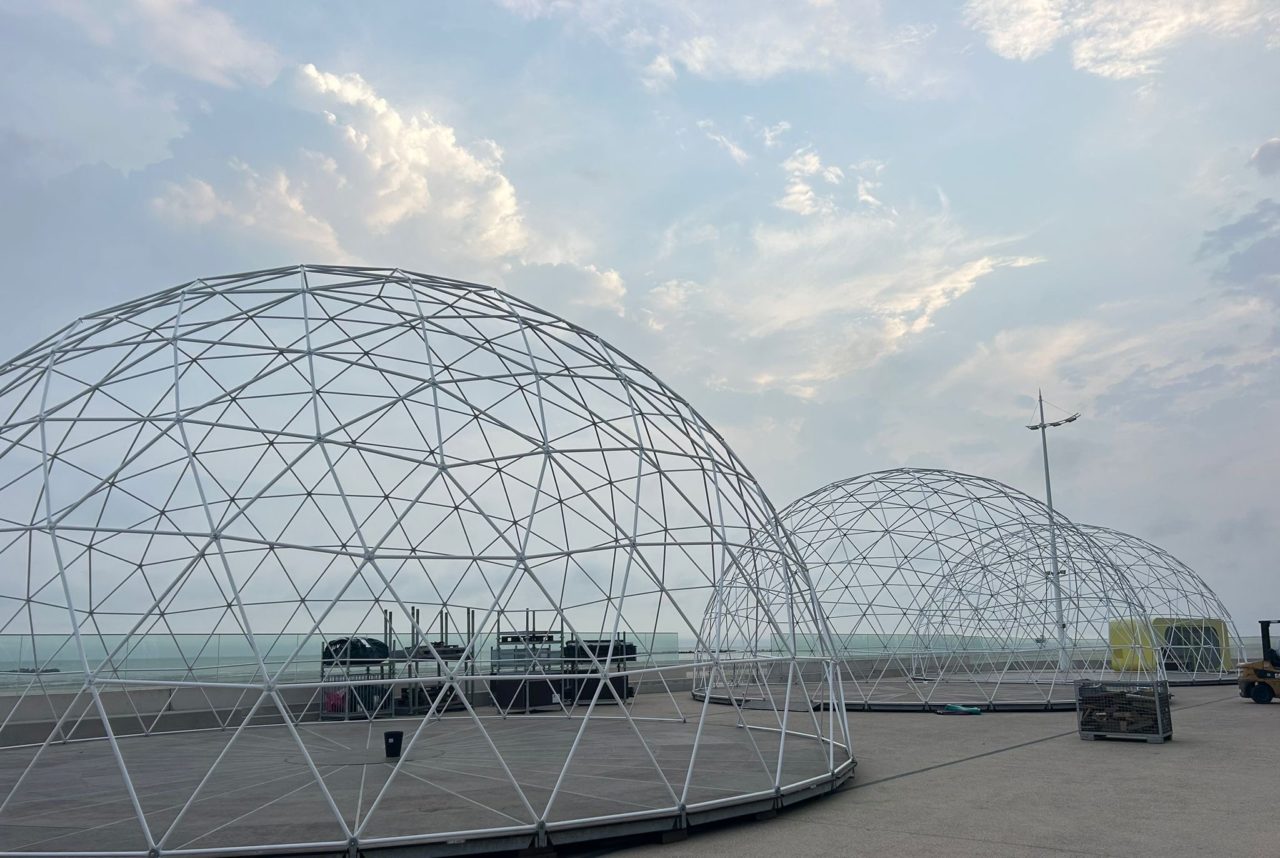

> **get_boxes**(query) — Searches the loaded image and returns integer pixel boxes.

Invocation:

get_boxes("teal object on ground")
[937,703,983,715]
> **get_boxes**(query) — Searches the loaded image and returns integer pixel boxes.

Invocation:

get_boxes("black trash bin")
[384,730,404,759]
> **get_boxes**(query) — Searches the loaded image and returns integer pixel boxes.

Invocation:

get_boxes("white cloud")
[657,218,719,259]
[153,64,527,265]
[46,0,282,88]
[147,63,624,313]
[641,278,699,330]
[776,178,831,217]
[965,0,1279,78]
[0,61,186,173]
[696,120,750,165]
[941,296,1280,415]
[781,149,824,178]
[152,165,351,261]
[760,120,791,148]
[1251,137,1280,176]
[856,177,883,208]
[963,0,1066,61]
[299,63,528,258]
[641,54,677,90]
[504,0,946,96]
[647,161,1044,398]
[775,147,853,216]
[503,261,627,317]
[0,0,278,173]
[150,177,230,224]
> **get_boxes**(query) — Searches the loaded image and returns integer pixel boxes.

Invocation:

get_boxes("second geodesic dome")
[1080,524,1243,683]
[0,265,851,857]
[778,468,1162,710]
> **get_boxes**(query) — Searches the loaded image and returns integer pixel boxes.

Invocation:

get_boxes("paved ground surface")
[0,695,843,855]
[609,684,1272,858]
[0,685,1265,856]
[726,667,1231,710]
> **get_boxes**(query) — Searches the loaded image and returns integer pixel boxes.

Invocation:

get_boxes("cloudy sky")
[0,0,1276,625]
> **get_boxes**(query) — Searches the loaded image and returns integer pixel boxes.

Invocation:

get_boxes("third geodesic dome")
[1079,524,1243,683]
[778,468,1162,710]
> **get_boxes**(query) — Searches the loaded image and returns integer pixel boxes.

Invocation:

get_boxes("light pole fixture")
[1026,390,1079,673]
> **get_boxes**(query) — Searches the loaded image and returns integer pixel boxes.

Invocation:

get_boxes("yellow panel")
[1109,619,1157,672]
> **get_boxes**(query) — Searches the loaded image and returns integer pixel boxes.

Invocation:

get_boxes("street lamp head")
[1026,412,1081,431]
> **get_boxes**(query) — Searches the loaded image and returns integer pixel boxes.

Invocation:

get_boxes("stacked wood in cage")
[1075,680,1172,741]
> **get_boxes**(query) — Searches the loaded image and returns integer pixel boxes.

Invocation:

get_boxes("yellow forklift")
[1239,620,1280,704]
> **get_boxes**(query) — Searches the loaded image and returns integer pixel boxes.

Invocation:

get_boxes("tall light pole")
[1026,390,1079,673]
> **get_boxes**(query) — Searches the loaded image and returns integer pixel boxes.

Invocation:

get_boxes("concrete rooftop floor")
[608,684,1270,858]
[0,694,845,855]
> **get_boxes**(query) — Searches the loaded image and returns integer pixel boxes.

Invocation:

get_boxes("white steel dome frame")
[777,468,1163,711]
[1079,524,1243,684]
[0,265,851,856]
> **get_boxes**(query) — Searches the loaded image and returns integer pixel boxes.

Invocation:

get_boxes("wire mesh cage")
[1075,678,1173,742]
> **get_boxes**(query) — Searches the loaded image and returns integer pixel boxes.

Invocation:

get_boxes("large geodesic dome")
[778,468,1161,710]
[0,265,851,856]
[1080,524,1243,683]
